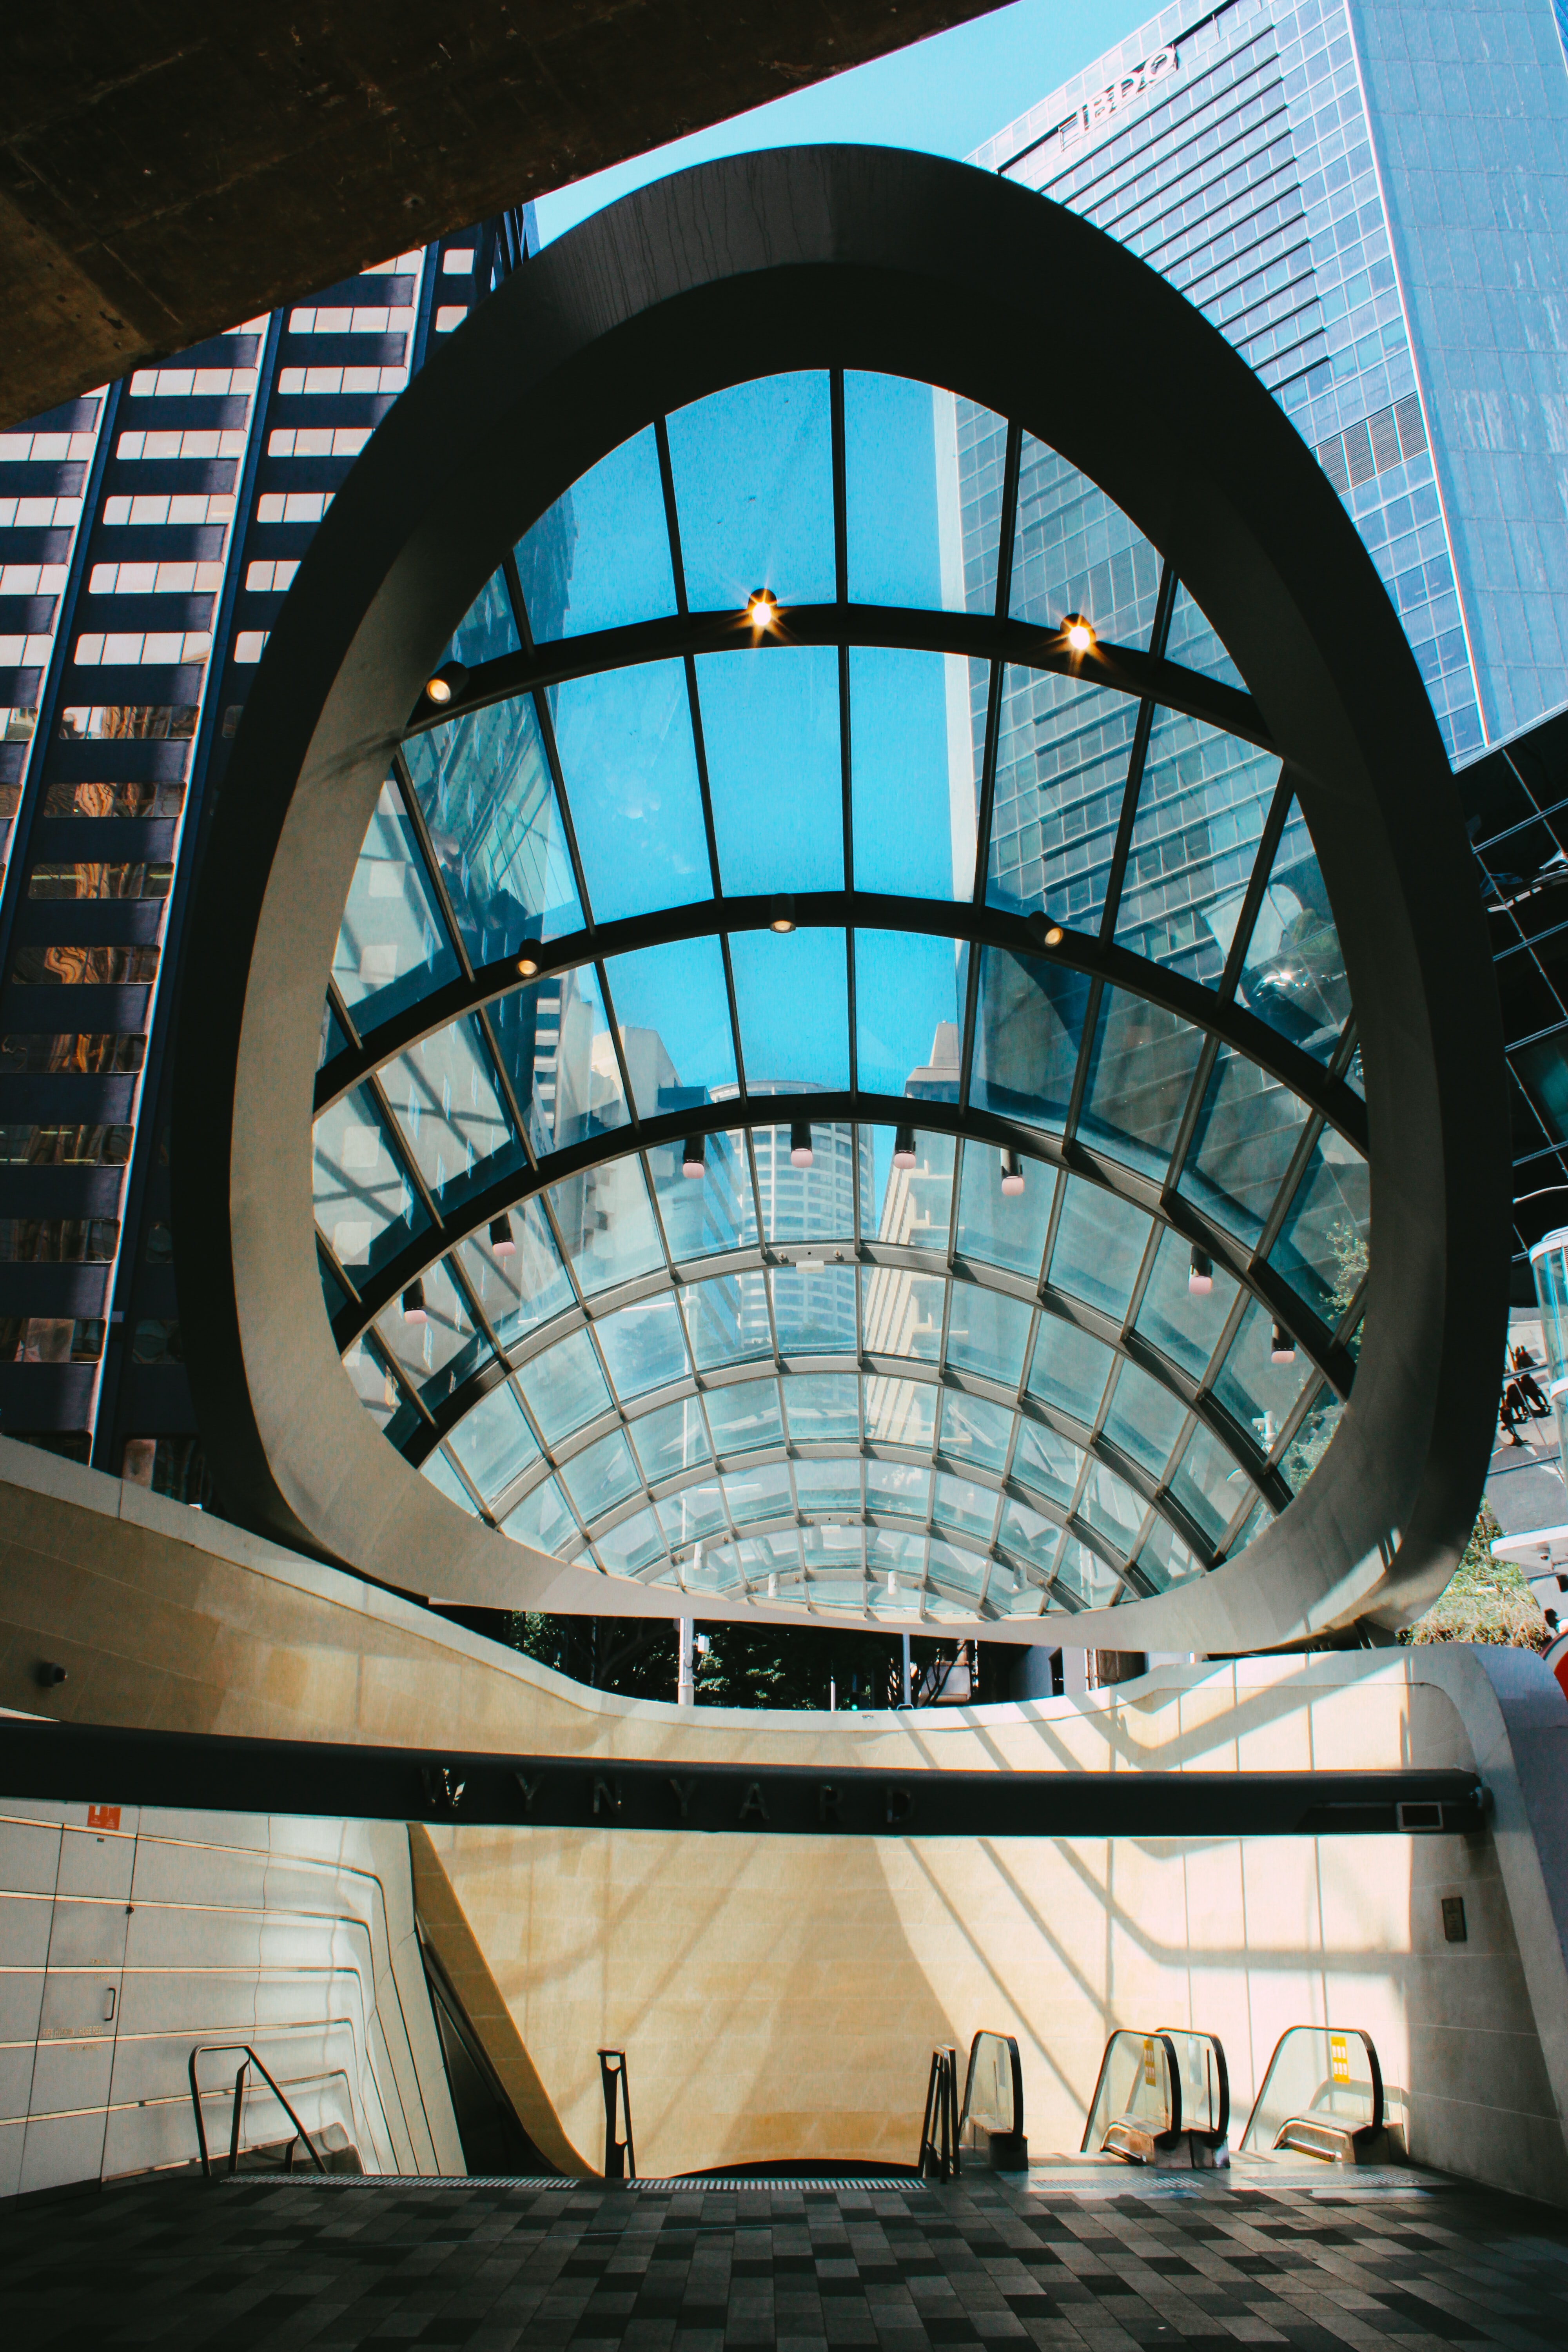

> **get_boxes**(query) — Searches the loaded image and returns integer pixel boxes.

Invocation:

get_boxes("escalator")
[1238,2025,1405,2165]
[1081,2029,1230,2168]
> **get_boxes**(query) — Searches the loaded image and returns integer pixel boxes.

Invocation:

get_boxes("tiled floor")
[5,2168,1568,2351]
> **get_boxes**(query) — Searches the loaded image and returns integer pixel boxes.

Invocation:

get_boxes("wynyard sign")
[1062,46,1179,144]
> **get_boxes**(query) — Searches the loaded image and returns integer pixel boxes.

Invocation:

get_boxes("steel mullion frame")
[1060,976,1107,1151]
[1098,557,1178,943]
[325,975,362,1056]
[527,683,597,933]
[360,1063,443,1238]
[389,742,475,987]
[1217,768,1297,1005]
[1161,1030,1223,1208]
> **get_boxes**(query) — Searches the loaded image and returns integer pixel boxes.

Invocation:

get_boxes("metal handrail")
[598,2047,636,2180]
[918,2045,961,2181]
[188,2042,328,2178]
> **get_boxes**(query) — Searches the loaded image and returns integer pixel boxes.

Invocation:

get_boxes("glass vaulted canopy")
[312,373,1367,1622]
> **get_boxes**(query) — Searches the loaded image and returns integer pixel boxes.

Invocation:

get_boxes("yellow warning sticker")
[1330,2032,1349,2082]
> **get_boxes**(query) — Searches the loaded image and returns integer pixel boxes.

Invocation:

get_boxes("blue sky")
[533,0,1138,246]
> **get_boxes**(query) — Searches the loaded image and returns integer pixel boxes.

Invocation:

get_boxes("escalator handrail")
[1153,2025,1230,2144]
[1240,2024,1383,2153]
[188,2042,328,2178]
[1078,2029,1183,2153]
[958,2030,1025,2144]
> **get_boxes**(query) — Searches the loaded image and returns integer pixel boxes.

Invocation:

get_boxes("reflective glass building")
[974,0,1568,759]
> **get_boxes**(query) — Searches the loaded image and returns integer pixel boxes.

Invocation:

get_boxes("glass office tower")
[0,210,534,1484]
[973,0,1568,759]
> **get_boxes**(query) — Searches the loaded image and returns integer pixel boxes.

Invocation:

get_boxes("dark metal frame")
[598,2048,636,2180]
[188,2040,328,2178]
[172,144,1508,1648]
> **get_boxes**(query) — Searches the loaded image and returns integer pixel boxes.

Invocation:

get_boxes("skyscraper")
[0,210,535,1486]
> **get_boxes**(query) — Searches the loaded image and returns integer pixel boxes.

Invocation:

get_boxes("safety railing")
[188,2043,329,2178]
[1080,2026,1231,2166]
[958,2030,1028,2170]
[918,2045,961,2181]
[599,2047,636,2180]
[1240,2025,1401,2165]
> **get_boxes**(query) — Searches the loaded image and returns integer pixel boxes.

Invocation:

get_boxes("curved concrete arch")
[172,144,1507,1648]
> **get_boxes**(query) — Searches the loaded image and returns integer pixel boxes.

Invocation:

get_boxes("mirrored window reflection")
[953,1138,1053,1277]
[855,933,966,1100]
[783,1371,860,1444]
[988,672,1138,929]
[954,398,1010,616]
[1212,1298,1310,1456]
[864,1373,935,1448]
[1008,434,1162,648]
[517,426,676,642]
[1169,1419,1251,1546]
[1163,581,1245,691]
[1011,1417,1082,1511]
[423,1446,479,1516]
[684,1269,766,1370]
[443,569,519,668]
[698,647,843,896]
[313,1084,428,1278]
[649,1128,754,1263]
[1114,712,1281,988]
[871,1125,954,1250]
[1135,1223,1238,1378]
[1027,1316,1114,1427]
[997,1495,1062,1575]
[1180,1046,1312,1249]
[1234,800,1350,1062]
[380,1014,520,1217]
[537,966,631,1156]
[947,1285,1033,1385]
[666,372,835,611]
[1048,1180,1152,1322]
[594,1292,691,1399]
[333,779,459,1031]
[937,1387,1013,1472]
[594,1507,669,1575]
[850,649,977,899]
[375,1254,489,1411]
[971,947,1090,1137]
[501,1473,583,1557]
[1137,1515,1203,1592]
[628,1396,711,1484]
[730,932,850,1094]
[1080,990,1205,1180]
[863,1257,944,1362]
[553,661,711,926]
[726,1460,794,1527]
[448,1378,539,1502]
[705,1377,784,1455]
[770,1262,856,1356]
[602,935,737,1120]
[1268,1129,1369,1327]
[844,375,997,614]
[515,1326,611,1443]
[562,1429,642,1523]
[1076,1460,1147,1556]
[1100,1358,1187,1480]
[403,696,582,965]
[457,1197,573,1352]
[546,1155,663,1298]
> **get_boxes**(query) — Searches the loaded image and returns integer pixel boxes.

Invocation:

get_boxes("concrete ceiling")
[1,0,1004,430]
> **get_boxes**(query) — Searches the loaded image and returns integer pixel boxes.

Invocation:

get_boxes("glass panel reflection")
[946,1285,1033,1385]
[666,372,835,610]
[562,1429,641,1523]
[845,374,999,615]
[593,1292,690,1399]
[1011,1418,1082,1511]
[1212,1298,1311,1455]
[313,1084,428,1278]
[333,779,459,1031]
[457,1196,573,1352]
[594,1507,668,1575]
[1169,1420,1251,1545]
[1268,1128,1369,1327]
[552,661,710,923]
[753,1112,860,1245]
[850,650,977,899]
[932,1470,998,1543]
[937,1387,1013,1472]
[657,1479,729,1548]
[442,569,519,668]
[502,1474,582,1557]
[1180,1046,1311,1249]
[1138,1515,1204,1592]
[699,647,843,895]
[1100,1359,1187,1480]
[730,931,849,1093]
[988,672,1138,929]
[545,1154,662,1297]
[683,1269,766,1370]
[517,426,676,642]
[448,1379,539,1502]
[783,1371,860,1444]
[954,1138,1053,1277]
[1008,433,1162,647]
[1027,1316,1114,1426]
[1114,711,1281,988]
[864,1374,935,1448]
[422,1446,478,1516]
[650,1128,755,1262]
[704,1377,783,1454]
[1135,1224,1237,1379]
[726,1461,794,1527]
[795,1457,862,1514]
[871,1124,954,1250]
[770,1262,857,1356]
[1164,581,1245,691]
[515,1326,610,1443]
[1056,1537,1122,1608]
[628,1396,711,1484]
[997,1496,1062,1574]
[403,696,582,965]
[855,933,965,1099]
[1076,1459,1146,1554]
[602,935,737,1118]
[1048,1179,1152,1321]
[863,1258,944,1361]
[971,947,1090,1137]
[1079,990,1205,1180]
[380,1014,520,1216]
[1234,799,1351,1061]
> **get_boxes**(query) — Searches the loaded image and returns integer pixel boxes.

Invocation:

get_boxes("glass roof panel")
[953,398,1010,613]
[863,1259,944,1361]
[730,929,849,1092]
[541,963,632,1155]
[771,1261,857,1355]
[1027,1316,1114,1427]
[602,935,737,1118]
[937,1387,1014,1472]
[593,1292,691,1399]
[946,1285,1033,1385]
[551,660,710,923]
[562,1428,642,1523]
[783,1370,861,1444]
[1137,1515,1203,1592]
[845,374,998,615]
[1284,1388,1343,1490]
[380,1014,521,1218]
[1223,1495,1274,1561]
[594,1507,668,1575]
[1076,1460,1146,1555]
[727,1461,794,1527]
[333,779,459,1032]
[1113,711,1281,989]
[545,1155,663,1299]
[443,569,519,667]
[1056,1538,1122,1609]
[518,425,676,642]
[997,1495,1062,1574]
[1100,1358,1187,1480]
[1169,1420,1250,1546]
[666,372,835,610]
[1212,1297,1311,1453]
[422,1446,479,1516]
[864,1373,935,1448]
[374,1254,489,1411]
[872,1124,954,1250]
[501,1473,583,1558]
[953,1138,1054,1277]
[1135,1223,1238,1378]
[1079,989,1205,1181]
[752,1116,858,1241]
[1236,799,1351,1064]
[1048,1179,1152,1322]
[1180,1047,1312,1249]
[684,1270,766,1370]
[515,1326,610,1443]
[971,946,1091,1137]
[342,1332,421,1449]
[314,1083,429,1278]
[1008,433,1163,647]
[657,1480,728,1547]
[448,1378,539,1503]
[1164,581,1245,691]
[456,1196,572,1352]
[987,672,1138,930]
[1011,1417,1082,1511]
[628,1396,711,1483]
[850,649,978,899]
[403,696,582,964]
[855,932,966,1099]
[932,1470,998,1543]
[649,1128,753,1263]
[698,647,843,895]
[705,1377,783,1454]
[795,1457,863,1513]
[1268,1129,1369,1327]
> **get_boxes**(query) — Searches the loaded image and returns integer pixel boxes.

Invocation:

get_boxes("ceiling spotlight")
[1000,1147,1025,1197]
[1043,924,1064,947]
[424,659,467,706]
[517,954,539,978]
[1027,910,1065,949]
[769,893,797,934]
[1189,1246,1212,1297]
[401,1278,428,1323]
[488,1214,515,1258]
[1060,613,1096,656]
[790,1119,814,1169]
[682,1134,706,1180]
[1271,1323,1297,1365]
[746,587,779,629]
[893,1123,916,1169]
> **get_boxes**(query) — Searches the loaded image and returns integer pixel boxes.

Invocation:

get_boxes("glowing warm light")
[769,893,797,933]
[425,675,453,704]
[1061,613,1096,655]
[747,587,779,628]
[517,955,538,977]
[1043,924,1064,947]
[424,659,467,706]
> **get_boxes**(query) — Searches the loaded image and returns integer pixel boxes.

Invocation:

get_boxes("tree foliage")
[1399,1501,1550,1651]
